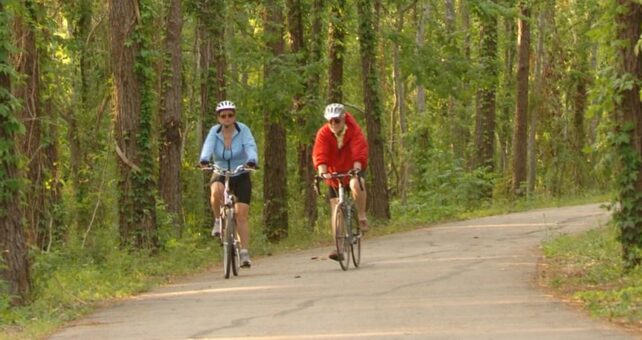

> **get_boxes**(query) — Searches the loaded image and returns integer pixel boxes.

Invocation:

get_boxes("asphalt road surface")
[50,203,639,339]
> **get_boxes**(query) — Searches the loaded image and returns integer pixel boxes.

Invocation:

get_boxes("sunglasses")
[219,113,235,119]
[329,117,343,124]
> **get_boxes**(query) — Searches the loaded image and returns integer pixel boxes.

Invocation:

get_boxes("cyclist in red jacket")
[313,103,369,261]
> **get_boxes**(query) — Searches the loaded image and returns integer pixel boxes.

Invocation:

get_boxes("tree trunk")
[12,0,47,249]
[327,0,346,103]
[304,0,326,227]
[512,3,531,196]
[358,0,390,220]
[42,96,62,251]
[461,0,471,60]
[460,0,472,165]
[263,0,289,241]
[473,3,498,173]
[109,0,157,249]
[571,65,587,190]
[288,0,319,229]
[528,7,546,195]
[445,0,464,162]
[499,14,515,175]
[614,0,642,269]
[160,0,184,234]
[569,10,591,191]
[0,2,30,305]
[68,0,92,231]
[196,1,226,226]
[197,18,213,224]
[29,2,63,250]
[415,2,429,115]
[392,2,409,202]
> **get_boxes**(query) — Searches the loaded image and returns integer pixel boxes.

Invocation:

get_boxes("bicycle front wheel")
[231,224,240,276]
[350,206,361,267]
[223,212,235,279]
[333,204,350,270]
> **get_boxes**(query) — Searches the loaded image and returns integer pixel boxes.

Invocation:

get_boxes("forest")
[1,0,642,335]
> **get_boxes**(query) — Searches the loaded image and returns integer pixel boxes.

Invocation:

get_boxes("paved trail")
[50,204,639,339]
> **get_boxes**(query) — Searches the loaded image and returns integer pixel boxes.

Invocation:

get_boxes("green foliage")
[0,1,24,219]
[406,28,474,100]
[609,124,642,269]
[401,148,495,220]
[585,0,642,269]
[468,0,517,19]
[524,0,615,198]
[121,0,161,247]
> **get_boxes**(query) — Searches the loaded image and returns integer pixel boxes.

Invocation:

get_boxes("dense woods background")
[1,0,642,323]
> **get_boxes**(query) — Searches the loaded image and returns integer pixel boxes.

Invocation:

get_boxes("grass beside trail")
[0,232,221,340]
[540,222,642,331]
[0,192,622,339]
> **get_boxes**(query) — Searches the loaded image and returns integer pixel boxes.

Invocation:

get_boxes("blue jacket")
[199,122,258,174]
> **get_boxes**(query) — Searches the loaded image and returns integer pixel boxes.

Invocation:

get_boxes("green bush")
[403,149,495,220]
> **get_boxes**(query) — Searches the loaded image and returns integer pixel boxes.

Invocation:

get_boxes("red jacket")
[312,112,369,187]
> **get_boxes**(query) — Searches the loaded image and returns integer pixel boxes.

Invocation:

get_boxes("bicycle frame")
[220,170,235,223]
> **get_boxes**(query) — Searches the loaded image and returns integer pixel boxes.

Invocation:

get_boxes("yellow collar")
[333,125,348,148]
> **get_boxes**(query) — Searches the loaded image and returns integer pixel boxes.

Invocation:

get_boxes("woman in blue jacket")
[200,100,258,268]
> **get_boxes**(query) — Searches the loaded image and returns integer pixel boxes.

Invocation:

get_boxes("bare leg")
[210,182,224,219]
[329,197,339,234]
[235,203,250,249]
[350,177,367,221]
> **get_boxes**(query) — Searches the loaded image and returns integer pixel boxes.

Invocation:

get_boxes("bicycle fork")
[219,204,234,244]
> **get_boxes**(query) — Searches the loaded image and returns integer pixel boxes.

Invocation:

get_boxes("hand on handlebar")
[199,162,215,172]
[319,172,331,180]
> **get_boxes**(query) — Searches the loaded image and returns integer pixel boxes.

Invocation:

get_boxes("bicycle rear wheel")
[333,204,350,270]
[350,206,361,267]
[223,213,235,279]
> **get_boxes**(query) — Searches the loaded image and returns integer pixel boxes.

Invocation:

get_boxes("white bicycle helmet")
[324,103,344,120]
[215,100,236,113]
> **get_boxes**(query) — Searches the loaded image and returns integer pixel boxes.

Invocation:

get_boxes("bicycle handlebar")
[314,169,364,196]
[200,163,258,176]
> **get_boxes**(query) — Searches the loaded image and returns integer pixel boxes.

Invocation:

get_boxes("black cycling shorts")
[327,171,367,199]
[211,172,252,205]
[328,185,350,199]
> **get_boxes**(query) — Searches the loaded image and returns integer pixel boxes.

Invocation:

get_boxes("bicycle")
[315,170,364,271]
[203,163,255,279]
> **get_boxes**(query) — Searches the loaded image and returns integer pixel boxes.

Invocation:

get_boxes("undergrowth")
[0,229,217,339]
[541,222,642,327]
